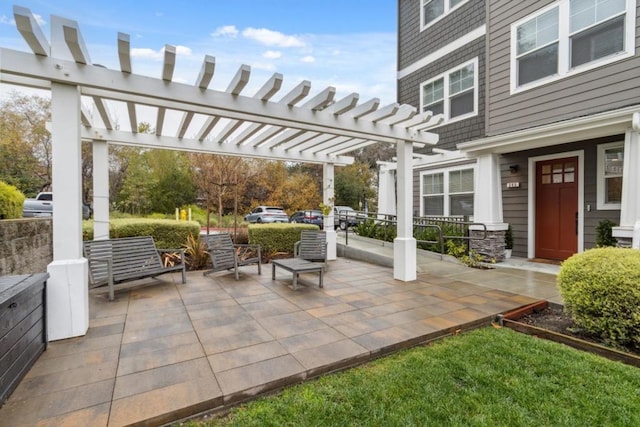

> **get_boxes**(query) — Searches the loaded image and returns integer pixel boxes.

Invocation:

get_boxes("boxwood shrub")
[248,223,318,260]
[558,247,640,350]
[82,218,200,249]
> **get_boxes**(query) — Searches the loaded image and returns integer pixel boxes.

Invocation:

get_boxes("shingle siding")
[486,0,640,135]
[398,38,486,151]
[398,0,486,70]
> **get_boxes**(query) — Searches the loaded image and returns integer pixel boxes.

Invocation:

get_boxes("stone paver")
[0,253,558,425]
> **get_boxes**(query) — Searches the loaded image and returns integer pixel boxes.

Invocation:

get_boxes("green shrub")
[558,247,640,350]
[0,181,26,219]
[82,218,200,249]
[596,219,617,247]
[248,223,317,260]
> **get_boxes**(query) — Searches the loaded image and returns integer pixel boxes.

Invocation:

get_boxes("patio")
[0,256,555,426]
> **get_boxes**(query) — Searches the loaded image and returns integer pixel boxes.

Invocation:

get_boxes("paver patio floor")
[0,257,554,426]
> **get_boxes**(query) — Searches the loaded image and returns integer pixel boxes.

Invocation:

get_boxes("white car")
[244,206,289,223]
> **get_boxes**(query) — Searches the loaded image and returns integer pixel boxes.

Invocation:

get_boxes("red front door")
[535,157,578,261]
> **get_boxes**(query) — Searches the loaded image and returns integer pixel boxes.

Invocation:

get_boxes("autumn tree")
[0,92,52,195]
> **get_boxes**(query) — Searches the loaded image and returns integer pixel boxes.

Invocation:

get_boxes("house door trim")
[527,150,584,259]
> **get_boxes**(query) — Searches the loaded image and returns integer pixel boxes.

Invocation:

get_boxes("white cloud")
[174,45,192,56]
[211,25,238,38]
[131,45,192,60]
[300,55,315,63]
[34,14,46,26]
[0,13,45,26]
[242,27,305,48]
[263,50,281,59]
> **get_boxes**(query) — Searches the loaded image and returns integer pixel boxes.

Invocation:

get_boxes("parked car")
[289,210,324,229]
[23,192,91,220]
[334,206,359,230]
[244,206,289,223]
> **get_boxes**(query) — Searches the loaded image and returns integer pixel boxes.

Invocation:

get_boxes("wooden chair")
[294,230,327,269]
[202,233,261,280]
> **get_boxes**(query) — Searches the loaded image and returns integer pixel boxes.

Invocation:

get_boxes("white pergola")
[1,6,441,340]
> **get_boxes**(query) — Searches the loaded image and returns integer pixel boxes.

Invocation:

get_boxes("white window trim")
[596,141,624,210]
[419,57,478,127]
[510,0,636,94]
[420,0,470,31]
[419,164,476,217]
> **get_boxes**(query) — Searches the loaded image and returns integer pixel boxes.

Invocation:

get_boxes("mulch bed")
[514,305,640,359]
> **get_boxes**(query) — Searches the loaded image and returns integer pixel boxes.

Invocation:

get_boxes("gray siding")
[398,37,487,151]
[398,0,486,70]
[501,135,623,257]
[487,0,640,135]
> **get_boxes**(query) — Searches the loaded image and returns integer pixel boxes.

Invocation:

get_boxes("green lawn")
[186,327,640,427]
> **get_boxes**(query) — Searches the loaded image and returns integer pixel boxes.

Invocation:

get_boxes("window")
[421,167,474,216]
[421,0,469,29]
[420,59,477,124]
[597,142,624,209]
[512,0,634,91]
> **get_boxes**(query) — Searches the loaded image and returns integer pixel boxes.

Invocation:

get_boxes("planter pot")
[504,249,512,259]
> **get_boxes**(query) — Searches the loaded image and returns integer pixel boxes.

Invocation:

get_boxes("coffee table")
[271,258,324,290]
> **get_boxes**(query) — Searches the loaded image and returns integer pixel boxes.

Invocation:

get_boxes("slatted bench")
[83,236,186,301]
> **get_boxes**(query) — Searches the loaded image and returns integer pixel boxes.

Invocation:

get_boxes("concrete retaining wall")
[0,218,52,275]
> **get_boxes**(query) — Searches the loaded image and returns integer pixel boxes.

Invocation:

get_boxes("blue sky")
[0,1,398,105]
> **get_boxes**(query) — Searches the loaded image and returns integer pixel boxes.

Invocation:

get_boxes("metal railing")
[340,210,488,258]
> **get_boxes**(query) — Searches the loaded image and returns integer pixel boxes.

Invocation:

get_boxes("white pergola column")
[47,81,89,340]
[46,16,89,341]
[613,121,640,248]
[323,163,337,260]
[393,140,416,281]
[473,153,507,231]
[92,140,110,240]
[377,163,397,217]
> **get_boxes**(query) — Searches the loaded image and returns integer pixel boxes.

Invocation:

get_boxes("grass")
[183,327,640,427]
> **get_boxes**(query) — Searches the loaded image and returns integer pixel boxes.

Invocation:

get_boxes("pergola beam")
[82,127,355,165]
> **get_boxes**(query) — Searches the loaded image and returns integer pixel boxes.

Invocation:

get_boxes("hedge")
[82,218,200,249]
[0,181,26,219]
[247,223,319,258]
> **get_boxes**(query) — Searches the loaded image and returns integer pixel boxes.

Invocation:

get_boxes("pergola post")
[92,140,110,240]
[377,163,396,217]
[46,81,89,340]
[45,16,89,341]
[613,120,640,247]
[323,163,337,260]
[393,140,416,281]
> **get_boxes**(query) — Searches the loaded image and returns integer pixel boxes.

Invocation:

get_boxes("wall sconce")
[509,165,519,174]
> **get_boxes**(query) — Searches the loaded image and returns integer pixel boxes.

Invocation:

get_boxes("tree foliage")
[335,161,375,209]
[0,92,52,195]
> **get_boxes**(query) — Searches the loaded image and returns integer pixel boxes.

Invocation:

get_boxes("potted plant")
[504,225,513,259]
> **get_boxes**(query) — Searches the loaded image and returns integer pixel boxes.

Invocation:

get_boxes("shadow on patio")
[0,257,549,426]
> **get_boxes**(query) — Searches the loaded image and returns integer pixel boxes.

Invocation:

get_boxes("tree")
[147,150,196,213]
[0,92,52,195]
[335,161,375,209]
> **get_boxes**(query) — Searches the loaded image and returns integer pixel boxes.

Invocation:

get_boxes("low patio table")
[271,258,324,290]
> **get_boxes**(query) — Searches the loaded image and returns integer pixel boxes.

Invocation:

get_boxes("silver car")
[244,206,290,223]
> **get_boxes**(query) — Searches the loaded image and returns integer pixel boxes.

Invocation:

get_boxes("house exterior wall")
[398,0,486,151]
[486,0,640,135]
[500,136,623,258]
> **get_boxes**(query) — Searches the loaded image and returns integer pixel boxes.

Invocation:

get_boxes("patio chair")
[293,230,328,269]
[203,233,261,280]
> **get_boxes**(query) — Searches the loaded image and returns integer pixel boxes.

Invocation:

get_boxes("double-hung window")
[512,0,634,91]
[421,58,477,124]
[421,0,469,29]
[596,142,624,210]
[421,167,474,217]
